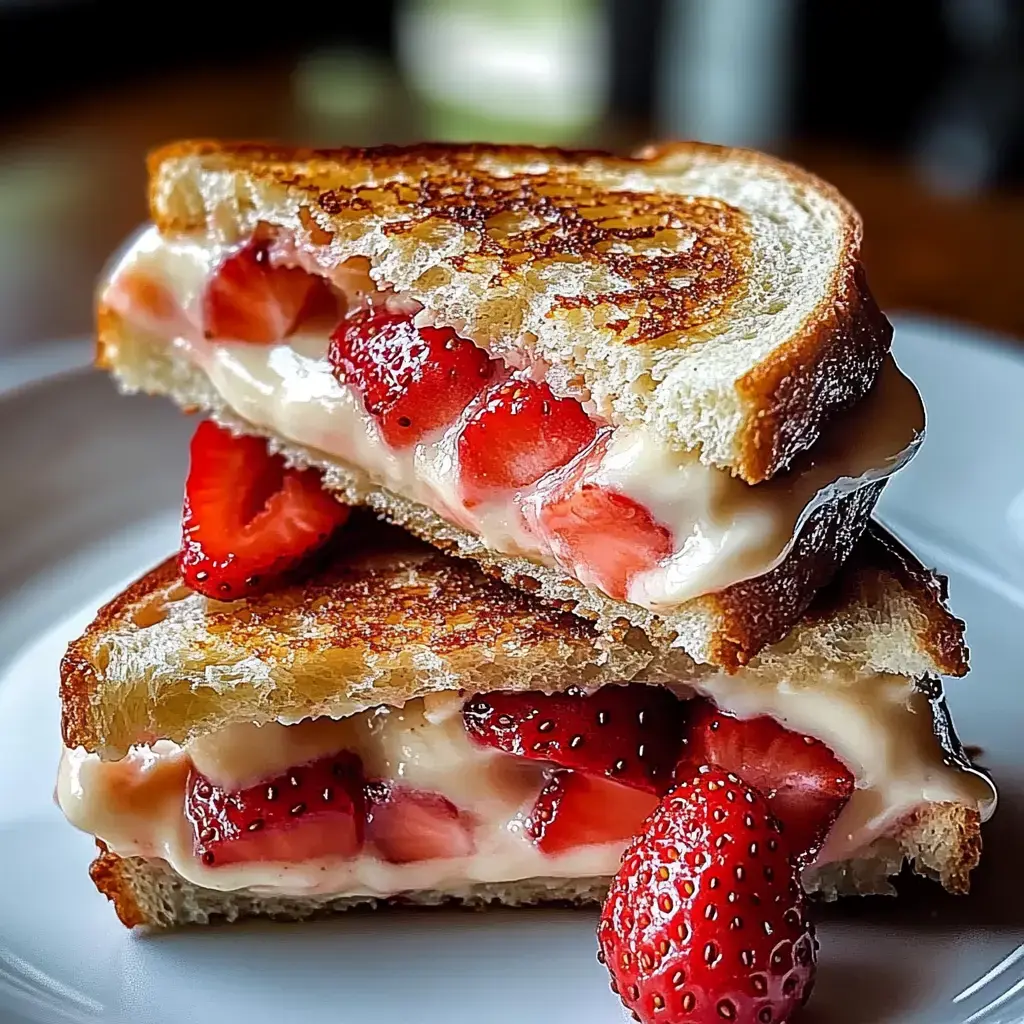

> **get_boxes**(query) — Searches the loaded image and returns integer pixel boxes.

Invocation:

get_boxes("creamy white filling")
[56,683,995,898]
[102,225,925,612]
[57,699,619,898]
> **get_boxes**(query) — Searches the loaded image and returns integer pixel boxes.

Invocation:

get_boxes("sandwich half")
[96,140,924,668]
[57,513,994,929]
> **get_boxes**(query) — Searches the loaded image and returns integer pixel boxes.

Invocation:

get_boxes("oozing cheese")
[101,225,925,613]
[56,684,995,899]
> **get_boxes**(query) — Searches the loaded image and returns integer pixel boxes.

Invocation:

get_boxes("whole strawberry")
[597,766,816,1024]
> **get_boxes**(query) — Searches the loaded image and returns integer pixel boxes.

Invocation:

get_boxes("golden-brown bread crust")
[87,799,984,928]
[89,841,148,929]
[60,513,655,755]
[735,264,891,482]
[804,520,968,677]
[60,556,178,754]
[635,143,892,481]
[141,139,892,483]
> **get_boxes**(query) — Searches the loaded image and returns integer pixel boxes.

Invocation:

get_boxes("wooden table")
[2,66,1022,356]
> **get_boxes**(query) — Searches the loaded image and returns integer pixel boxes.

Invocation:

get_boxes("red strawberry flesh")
[179,420,350,600]
[526,770,660,854]
[540,481,673,601]
[457,379,598,504]
[186,752,365,867]
[462,684,683,794]
[364,782,476,863]
[329,309,495,448]
[680,700,854,864]
[202,236,334,344]
[598,765,817,1024]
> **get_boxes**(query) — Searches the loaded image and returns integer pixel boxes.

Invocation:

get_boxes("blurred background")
[1,0,1023,362]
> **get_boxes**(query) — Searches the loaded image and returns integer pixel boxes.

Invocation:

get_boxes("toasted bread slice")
[61,514,653,760]
[129,139,890,484]
[62,515,966,759]
[95,309,885,668]
[89,796,983,928]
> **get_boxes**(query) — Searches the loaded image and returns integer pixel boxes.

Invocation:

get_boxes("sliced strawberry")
[462,685,683,794]
[186,752,364,867]
[202,236,334,344]
[539,478,673,601]
[457,379,597,504]
[179,420,350,600]
[680,700,855,863]
[363,782,476,863]
[526,770,659,855]
[328,309,495,448]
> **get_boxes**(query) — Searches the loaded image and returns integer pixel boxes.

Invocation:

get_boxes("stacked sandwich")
[59,141,995,1022]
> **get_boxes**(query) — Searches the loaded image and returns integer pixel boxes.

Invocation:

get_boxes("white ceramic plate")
[1,316,1022,1024]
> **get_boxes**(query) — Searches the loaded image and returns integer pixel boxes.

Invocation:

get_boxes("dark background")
[5,0,1022,182]
[1,0,1022,355]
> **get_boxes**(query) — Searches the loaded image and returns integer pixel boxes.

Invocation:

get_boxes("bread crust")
[140,139,892,482]
[60,557,181,754]
[804,521,968,677]
[802,801,982,900]
[702,483,882,667]
[862,526,968,676]
[60,513,656,756]
[89,842,149,928]
[734,264,891,481]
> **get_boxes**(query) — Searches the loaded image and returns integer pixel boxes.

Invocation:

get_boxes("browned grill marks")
[309,152,751,346]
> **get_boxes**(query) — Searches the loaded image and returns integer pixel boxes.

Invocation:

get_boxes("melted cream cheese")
[56,684,995,898]
[101,225,925,612]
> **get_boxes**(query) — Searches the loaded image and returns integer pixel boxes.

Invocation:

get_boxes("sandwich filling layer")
[57,680,994,900]
[101,226,924,613]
